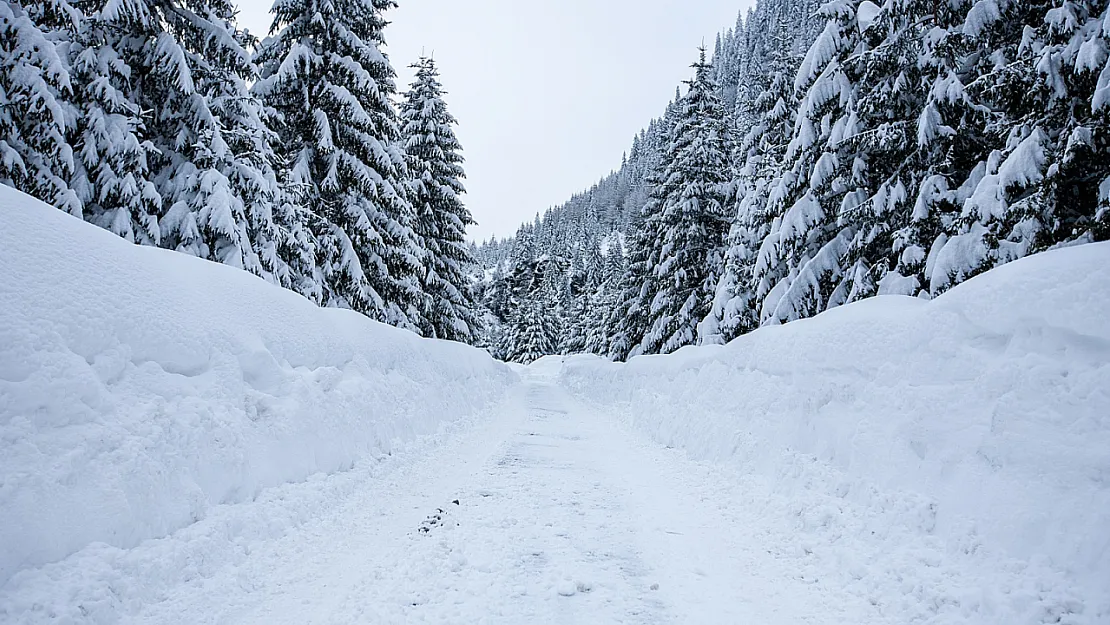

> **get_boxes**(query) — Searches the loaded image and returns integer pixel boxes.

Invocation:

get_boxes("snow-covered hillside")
[559,241,1110,622]
[0,186,515,585]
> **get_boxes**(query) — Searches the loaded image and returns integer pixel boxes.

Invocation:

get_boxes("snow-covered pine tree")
[637,47,732,355]
[606,97,685,360]
[869,0,991,298]
[607,180,663,360]
[475,255,510,358]
[401,56,481,343]
[558,270,589,355]
[0,0,78,213]
[266,183,323,299]
[475,308,506,359]
[583,245,625,355]
[711,0,823,125]
[570,233,607,352]
[65,13,163,245]
[752,0,870,325]
[863,0,1110,297]
[760,0,963,319]
[255,0,423,328]
[541,253,570,350]
[505,298,559,364]
[928,0,1110,293]
[481,261,511,324]
[730,8,767,137]
[82,0,285,276]
[817,0,940,303]
[704,5,810,344]
[499,253,561,363]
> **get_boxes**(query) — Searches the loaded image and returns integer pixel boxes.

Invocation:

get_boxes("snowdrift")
[0,186,515,584]
[559,243,1110,616]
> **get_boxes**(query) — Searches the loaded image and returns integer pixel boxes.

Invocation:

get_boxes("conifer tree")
[505,298,559,364]
[607,191,662,360]
[0,0,77,213]
[559,293,587,354]
[78,0,287,275]
[66,16,163,245]
[928,0,1110,292]
[752,0,869,325]
[500,255,559,363]
[704,9,805,344]
[874,0,989,297]
[401,56,481,342]
[584,247,625,355]
[607,97,683,360]
[637,48,732,355]
[255,0,423,327]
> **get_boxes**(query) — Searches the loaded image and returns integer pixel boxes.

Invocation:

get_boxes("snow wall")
[559,242,1110,605]
[0,186,516,584]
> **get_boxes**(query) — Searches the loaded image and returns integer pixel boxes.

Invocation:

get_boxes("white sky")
[236,0,754,241]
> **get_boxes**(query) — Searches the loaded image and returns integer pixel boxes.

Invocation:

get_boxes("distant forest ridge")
[473,0,1110,363]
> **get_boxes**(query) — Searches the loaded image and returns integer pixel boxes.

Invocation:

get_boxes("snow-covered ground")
[559,242,1110,624]
[0,186,515,586]
[7,369,898,624]
[2,186,1108,624]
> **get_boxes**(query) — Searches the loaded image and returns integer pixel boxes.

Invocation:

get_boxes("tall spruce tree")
[607,185,662,360]
[751,0,866,325]
[704,8,807,344]
[500,254,560,363]
[66,14,163,245]
[0,0,77,213]
[637,48,732,355]
[254,0,423,328]
[877,0,994,298]
[607,97,683,360]
[927,0,1110,292]
[584,246,625,355]
[505,298,559,364]
[401,56,481,342]
[79,0,287,275]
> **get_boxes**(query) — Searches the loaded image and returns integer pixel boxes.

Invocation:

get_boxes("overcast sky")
[236,0,754,241]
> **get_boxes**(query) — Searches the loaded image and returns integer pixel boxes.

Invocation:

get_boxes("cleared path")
[1,366,880,624]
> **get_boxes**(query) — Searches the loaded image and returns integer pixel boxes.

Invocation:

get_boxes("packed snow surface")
[2,185,1109,623]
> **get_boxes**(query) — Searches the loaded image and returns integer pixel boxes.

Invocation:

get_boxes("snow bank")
[0,186,515,584]
[559,242,1110,618]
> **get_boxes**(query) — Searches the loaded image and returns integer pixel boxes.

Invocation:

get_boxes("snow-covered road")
[4,185,1106,625]
[2,365,894,624]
